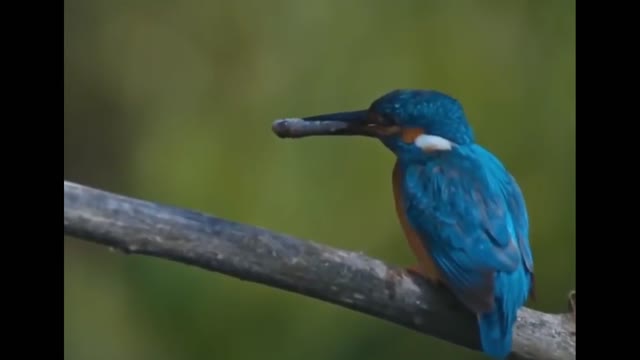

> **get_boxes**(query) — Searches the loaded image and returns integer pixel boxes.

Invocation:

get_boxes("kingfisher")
[274,89,535,359]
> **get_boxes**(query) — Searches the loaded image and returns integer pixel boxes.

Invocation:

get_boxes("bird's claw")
[405,265,425,278]
[404,265,442,287]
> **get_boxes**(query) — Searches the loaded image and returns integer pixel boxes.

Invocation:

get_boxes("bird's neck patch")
[401,128,424,143]
[399,127,454,152]
[414,134,453,152]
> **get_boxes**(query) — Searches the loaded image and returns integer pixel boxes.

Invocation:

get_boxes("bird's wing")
[502,172,535,297]
[401,148,527,313]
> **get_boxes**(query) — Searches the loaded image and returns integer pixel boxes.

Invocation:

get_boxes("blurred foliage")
[64,0,575,359]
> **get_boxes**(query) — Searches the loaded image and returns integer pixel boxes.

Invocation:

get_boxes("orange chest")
[392,161,441,283]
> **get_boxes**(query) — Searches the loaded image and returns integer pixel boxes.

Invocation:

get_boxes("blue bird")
[275,89,535,359]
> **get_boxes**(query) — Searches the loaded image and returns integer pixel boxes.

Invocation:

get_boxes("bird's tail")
[478,268,531,360]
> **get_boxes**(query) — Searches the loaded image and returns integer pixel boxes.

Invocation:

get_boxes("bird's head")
[278,89,475,162]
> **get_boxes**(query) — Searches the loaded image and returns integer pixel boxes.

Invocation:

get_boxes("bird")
[274,89,535,359]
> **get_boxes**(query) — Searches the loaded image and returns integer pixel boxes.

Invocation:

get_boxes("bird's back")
[394,144,534,359]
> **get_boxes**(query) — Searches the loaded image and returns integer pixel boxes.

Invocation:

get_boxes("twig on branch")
[63,180,575,360]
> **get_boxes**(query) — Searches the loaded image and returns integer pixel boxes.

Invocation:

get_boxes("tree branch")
[63,180,575,360]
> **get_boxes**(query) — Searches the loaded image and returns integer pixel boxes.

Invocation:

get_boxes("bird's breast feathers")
[394,145,533,312]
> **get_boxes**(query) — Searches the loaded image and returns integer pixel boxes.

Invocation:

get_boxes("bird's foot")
[405,265,424,277]
[404,265,441,286]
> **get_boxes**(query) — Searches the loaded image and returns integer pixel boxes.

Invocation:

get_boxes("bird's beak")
[272,110,399,139]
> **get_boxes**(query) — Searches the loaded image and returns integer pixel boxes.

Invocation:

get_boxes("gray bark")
[64,180,575,360]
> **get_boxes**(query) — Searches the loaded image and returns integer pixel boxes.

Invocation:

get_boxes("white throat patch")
[414,134,453,152]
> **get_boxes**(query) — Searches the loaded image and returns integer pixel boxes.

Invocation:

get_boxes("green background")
[64,1,575,359]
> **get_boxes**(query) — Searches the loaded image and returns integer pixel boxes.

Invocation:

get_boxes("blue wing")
[503,171,535,298]
[400,145,531,313]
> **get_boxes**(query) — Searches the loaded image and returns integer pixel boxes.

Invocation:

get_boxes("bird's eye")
[368,112,395,126]
[379,116,396,126]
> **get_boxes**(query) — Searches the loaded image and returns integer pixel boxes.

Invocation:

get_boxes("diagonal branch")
[63,180,575,360]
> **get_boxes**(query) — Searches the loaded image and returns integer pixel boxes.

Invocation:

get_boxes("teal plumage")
[277,89,535,359]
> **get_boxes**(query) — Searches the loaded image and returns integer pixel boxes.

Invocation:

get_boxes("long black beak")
[301,110,369,124]
[272,110,393,139]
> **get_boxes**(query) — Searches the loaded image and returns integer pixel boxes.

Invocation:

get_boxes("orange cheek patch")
[401,128,424,143]
[368,112,384,124]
